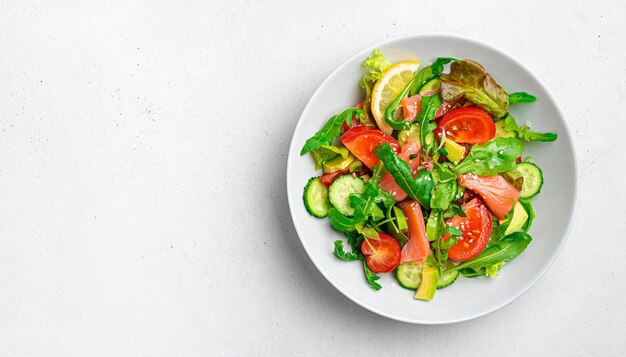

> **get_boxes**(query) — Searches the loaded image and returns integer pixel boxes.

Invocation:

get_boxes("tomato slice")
[340,126,400,170]
[401,95,421,122]
[361,233,401,273]
[443,198,492,261]
[457,174,520,220]
[398,200,431,264]
[437,107,496,145]
[379,139,420,201]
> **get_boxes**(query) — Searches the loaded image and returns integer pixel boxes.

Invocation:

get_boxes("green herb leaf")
[442,226,462,236]
[426,209,443,242]
[430,163,458,210]
[333,240,363,261]
[328,208,360,233]
[363,260,382,290]
[310,145,349,170]
[374,143,434,207]
[454,137,524,176]
[502,114,558,143]
[443,204,466,219]
[509,92,537,104]
[440,60,509,118]
[518,198,535,232]
[446,232,532,273]
[409,57,457,96]
[417,94,443,154]
[300,107,362,155]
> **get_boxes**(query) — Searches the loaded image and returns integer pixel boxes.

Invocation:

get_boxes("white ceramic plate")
[286,34,578,324]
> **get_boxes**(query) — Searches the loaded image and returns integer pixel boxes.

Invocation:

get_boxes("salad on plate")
[300,49,557,301]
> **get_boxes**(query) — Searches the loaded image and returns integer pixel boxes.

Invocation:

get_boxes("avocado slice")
[443,138,466,163]
[415,266,439,301]
[322,154,356,173]
[501,202,529,235]
[495,120,516,138]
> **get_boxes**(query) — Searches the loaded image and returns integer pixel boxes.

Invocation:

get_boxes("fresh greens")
[300,107,362,155]
[310,145,349,170]
[375,143,434,207]
[363,260,382,290]
[333,240,363,261]
[502,114,558,142]
[509,92,537,104]
[417,94,442,154]
[384,77,417,130]
[409,57,457,96]
[440,60,509,118]
[430,163,458,210]
[454,137,524,175]
[485,262,505,277]
[360,49,392,95]
[446,232,532,273]
[519,198,535,231]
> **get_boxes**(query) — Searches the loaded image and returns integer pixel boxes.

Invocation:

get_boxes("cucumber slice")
[437,269,459,289]
[396,261,424,290]
[303,177,331,218]
[328,175,366,216]
[517,162,543,198]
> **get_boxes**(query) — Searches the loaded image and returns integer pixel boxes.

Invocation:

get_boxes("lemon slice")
[370,61,420,134]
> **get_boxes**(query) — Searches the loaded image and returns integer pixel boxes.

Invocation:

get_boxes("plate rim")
[286,32,579,324]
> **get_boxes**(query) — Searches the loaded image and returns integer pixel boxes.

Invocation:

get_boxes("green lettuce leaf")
[440,60,509,118]
[359,49,392,95]
[310,145,349,170]
[408,57,457,96]
[454,137,524,176]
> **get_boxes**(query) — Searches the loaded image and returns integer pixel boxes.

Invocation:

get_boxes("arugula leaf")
[409,57,457,96]
[426,209,443,242]
[459,267,485,278]
[442,226,462,236]
[509,92,537,104]
[518,198,535,232]
[454,137,524,176]
[310,145,349,170]
[417,94,442,154]
[430,163,458,210]
[443,204,466,219]
[487,214,500,248]
[363,260,382,291]
[440,60,509,118]
[445,232,532,273]
[375,143,434,207]
[503,114,558,143]
[348,163,390,224]
[328,208,360,233]
[333,240,363,261]
[300,107,362,155]
[360,49,392,95]
[496,207,515,240]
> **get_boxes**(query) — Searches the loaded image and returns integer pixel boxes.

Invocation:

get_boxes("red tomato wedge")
[361,233,401,273]
[401,95,421,122]
[437,107,496,145]
[443,198,492,261]
[379,139,420,201]
[457,174,520,220]
[398,200,431,264]
[340,126,400,170]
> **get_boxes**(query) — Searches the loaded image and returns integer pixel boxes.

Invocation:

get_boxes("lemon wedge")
[370,61,420,134]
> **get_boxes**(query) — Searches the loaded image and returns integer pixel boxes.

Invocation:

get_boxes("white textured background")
[0,1,624,355]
